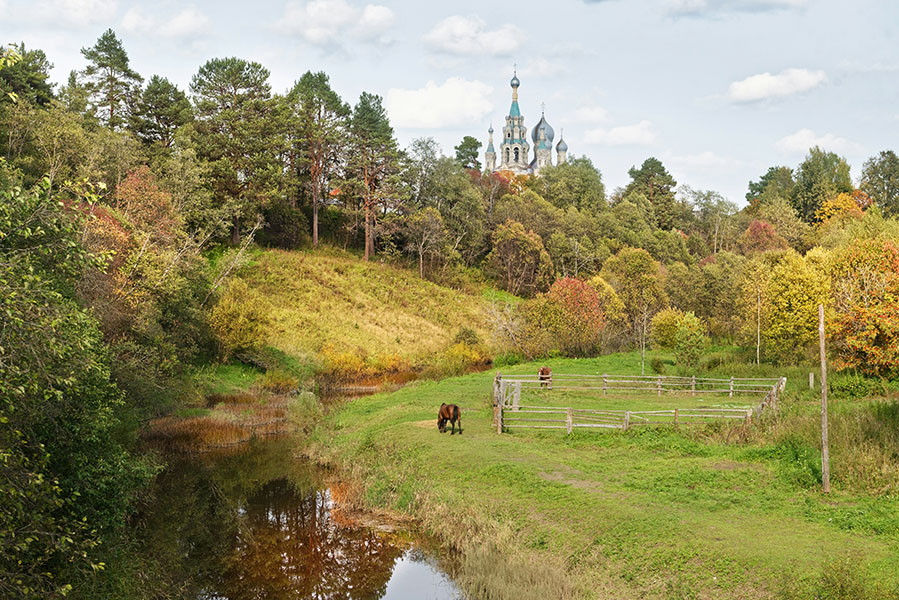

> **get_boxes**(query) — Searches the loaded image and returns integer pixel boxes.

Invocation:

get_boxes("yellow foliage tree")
[763,249,830,363]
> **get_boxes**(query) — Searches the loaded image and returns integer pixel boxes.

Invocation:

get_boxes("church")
[484,71,568,175]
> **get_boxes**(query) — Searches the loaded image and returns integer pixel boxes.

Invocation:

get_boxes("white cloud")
[667,0,807,17]
[571,104,609,124]
[668,151,743,169]
[585,120,656,146]
[775,129,863,155]
[521,58,567,78]
[728,68,825,102]
[423,15,524,56]
[163,7,211,38]
[28,0,119,27]
[277,0,394,46]
[385,78,493,129]
[121,5,210,39]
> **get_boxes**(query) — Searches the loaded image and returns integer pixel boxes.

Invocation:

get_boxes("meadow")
[308,351,899,600]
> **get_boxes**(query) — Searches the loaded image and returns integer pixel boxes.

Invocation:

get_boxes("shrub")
[258,198,310,249]
[829,373,884,400]
[673,312,706,368]
[260,369,299,394]
[208,279,271,361]
[651,308,682,350]
[453,326,483,347]
[320,344,370,380]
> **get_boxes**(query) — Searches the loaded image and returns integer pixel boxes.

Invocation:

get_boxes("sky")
[3,0,898,204]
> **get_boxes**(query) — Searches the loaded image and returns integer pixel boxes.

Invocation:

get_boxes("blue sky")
[3,0,897,204]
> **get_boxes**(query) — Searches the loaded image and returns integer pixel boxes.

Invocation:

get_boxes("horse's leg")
[458,415,462,434]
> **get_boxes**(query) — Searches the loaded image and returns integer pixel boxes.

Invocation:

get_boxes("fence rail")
[492,373,786,434]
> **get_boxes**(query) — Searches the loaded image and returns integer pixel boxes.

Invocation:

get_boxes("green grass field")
[308,352,899,600]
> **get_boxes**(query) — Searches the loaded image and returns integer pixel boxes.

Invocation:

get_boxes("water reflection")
[136,437,462,599]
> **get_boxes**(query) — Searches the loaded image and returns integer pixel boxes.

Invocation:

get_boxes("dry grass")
[147,396,294,452]
[239,248,492,362]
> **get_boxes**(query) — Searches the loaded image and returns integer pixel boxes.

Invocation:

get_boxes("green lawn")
[309,352,899,599]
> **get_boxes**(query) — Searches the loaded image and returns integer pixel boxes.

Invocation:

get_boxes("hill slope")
[240,248,497,365]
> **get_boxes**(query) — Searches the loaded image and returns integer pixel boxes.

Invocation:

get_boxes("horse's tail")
[453,405,460,421]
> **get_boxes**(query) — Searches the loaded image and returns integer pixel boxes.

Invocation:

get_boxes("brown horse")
[538,366,552,388]
[437,403,462,435]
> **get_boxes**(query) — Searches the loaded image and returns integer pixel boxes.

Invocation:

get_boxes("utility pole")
[818,304,830,494]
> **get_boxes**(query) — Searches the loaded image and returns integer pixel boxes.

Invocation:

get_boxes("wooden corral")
[492,374,786,434]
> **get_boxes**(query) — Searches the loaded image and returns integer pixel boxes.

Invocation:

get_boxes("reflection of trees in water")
[134,439,408,600]
[221,478,406,599]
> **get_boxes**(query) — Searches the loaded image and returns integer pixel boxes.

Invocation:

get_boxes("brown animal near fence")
[437,403,462,435]
[538,367,552,388]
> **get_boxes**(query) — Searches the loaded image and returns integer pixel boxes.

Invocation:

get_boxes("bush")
[650,356,673,374]
[673,312,706,368]
[208,279,272,361]
[260,369,299,394]
[829,373,885,400]
[651,308,682,350]
[258,199,310,249]
[453,326,483,347]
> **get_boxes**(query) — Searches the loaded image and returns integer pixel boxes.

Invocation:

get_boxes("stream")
[135,436,464,599]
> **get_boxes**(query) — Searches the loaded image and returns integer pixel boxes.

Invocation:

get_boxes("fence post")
[624,411,631,431]
[513,381,521,412]
[691,375,696,397]
[496,402,503,434]
[566,407,573,434]
[493,374,502,427]
[674,408,679,426]
[657,375,662,397]
[729,376,734,397]
[745,409,752,426]
[809,372,814,390]
[602,374,607,395]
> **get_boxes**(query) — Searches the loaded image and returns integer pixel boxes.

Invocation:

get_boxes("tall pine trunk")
[231,215,240,245]
[312,186,320,247]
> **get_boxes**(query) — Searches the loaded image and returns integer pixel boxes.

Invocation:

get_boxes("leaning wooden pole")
[818,304,831,494]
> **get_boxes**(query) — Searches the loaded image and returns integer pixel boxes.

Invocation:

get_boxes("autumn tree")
[80,29,143,129]
[829,237,899,376]
[288,71,349,246]
[485,220,553,297]
[601,247,667,374]
[738,220,789,254]
[791,146,852,222]
[347,92,401,260]
[860,150,899,216]
[454,135,482,171]
[764,249,830,362]
[521,277,607,357]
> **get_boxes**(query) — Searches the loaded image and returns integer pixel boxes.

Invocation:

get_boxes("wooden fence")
[492,374,786,434]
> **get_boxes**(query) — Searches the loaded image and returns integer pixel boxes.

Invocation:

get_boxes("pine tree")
[80,29,143,129]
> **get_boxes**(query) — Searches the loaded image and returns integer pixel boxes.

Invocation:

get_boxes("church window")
[514,147,520,162]
[505,148,510,162]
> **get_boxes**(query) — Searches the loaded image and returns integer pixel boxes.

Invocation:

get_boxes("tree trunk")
[418,251,424,278]
[756,287,761,366]
[364,202,373,261]
[231,215,240,245]
[312,187,320,247]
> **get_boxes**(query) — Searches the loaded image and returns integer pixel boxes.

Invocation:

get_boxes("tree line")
[2,29,899,598]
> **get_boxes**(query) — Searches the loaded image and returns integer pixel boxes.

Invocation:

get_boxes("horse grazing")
[437,403,462,435]
[538,366,552,388]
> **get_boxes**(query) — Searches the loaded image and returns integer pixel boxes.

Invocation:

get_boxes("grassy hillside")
[309,352,899,600]
[237,247,506,368]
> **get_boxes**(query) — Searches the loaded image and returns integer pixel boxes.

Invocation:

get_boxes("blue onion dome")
[510,73,520,88]
[556,136,567,152]
[488,124,494,134]
[531,113,555,148]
